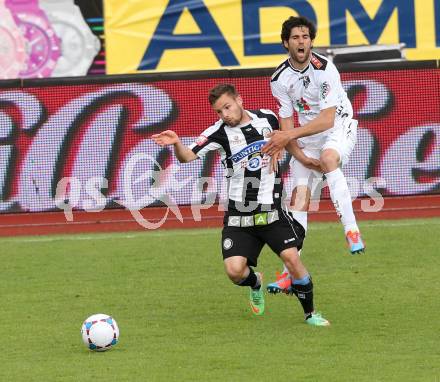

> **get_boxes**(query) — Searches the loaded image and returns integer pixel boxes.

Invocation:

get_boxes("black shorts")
[221,209,305,267]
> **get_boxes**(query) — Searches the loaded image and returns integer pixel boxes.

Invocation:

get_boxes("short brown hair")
[281,16,317,46]
[208,84,238,105]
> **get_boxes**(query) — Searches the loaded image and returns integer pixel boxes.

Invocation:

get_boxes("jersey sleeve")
[188,122,223,159]
[270,80,294,119]
[258,109,280,130]
[318,64,341,110]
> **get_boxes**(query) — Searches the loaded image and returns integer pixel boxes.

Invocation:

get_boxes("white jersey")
[270,52,353,149]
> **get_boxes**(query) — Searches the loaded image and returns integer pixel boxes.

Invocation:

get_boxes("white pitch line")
[0,218,438,244]
[0,229,220,243]
[312,219,440,230]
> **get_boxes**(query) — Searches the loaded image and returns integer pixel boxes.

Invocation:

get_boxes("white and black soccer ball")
[81,313,119,351]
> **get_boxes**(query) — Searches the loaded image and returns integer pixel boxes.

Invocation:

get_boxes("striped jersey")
[189,109,282,213]
[270,52,353,149]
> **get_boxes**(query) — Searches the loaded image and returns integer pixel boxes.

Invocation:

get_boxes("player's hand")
[151,130,179,146]
[262,131,292,156]
[302,157,322,172]
[268,150,283,173]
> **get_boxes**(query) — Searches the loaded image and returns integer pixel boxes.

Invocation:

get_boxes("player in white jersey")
[152,84,329,326]
[263,16,365,294]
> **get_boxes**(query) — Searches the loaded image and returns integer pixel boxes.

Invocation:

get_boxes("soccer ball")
[81,313,119,351]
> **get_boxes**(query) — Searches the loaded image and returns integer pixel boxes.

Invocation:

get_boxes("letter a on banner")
[138,0,239,70]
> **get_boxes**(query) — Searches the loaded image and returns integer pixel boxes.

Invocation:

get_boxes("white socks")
[325,168,359,234]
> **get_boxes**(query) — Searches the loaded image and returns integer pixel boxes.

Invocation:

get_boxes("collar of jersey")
[288,57,309,74]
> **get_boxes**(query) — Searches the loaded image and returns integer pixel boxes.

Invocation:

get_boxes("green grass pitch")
[0,218,439,381]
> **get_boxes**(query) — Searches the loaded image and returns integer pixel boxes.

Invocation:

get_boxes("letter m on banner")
[138,0,239,70]
[329,0,416,48]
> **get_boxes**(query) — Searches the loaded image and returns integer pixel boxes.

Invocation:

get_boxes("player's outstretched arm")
[151,130,198,163]
[263,107,336,156]
[293,106,336,138]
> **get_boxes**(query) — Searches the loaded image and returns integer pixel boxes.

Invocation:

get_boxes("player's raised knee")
[320,150,339,171]
[224,259,247,283]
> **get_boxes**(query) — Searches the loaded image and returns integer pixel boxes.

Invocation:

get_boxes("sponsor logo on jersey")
[320,81,331,99]
[195,135,208,146]
[230,140,265,163]
[310,55,323,69]
[240,154,269,171]
[301,75,311,89]
[296,97,311,112]
[247,156,262,171]
[230,135,245,146]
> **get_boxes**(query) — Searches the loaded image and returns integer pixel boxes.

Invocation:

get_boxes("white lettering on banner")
[0,91,45,131]
[343,128,375,193]
[70,104,122,207]
[0,111,14,211]
[112,139,164,210]
[0,92,45,211]
[381,124,440,195]
[0,80,438,217]
[111,137,203,209]
[16,84,174,212]
[343,80,392,118]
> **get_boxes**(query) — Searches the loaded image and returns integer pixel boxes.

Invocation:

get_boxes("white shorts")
[322,118,358,166]
[290,118,358,193]
[290,148,323,197]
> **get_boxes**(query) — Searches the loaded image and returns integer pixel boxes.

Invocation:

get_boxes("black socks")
[238,268,260,290]
[290,279,314,316]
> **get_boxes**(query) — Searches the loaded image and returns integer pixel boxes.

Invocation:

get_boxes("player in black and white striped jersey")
[152,83,329,326]
[191,106,281,211]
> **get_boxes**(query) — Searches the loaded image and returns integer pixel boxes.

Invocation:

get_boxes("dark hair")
[281,16,317,45]
[208,83,238,105]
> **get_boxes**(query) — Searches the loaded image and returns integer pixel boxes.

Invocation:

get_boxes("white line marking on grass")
[308,219,440,231]
[1,218,438,244]
[0,229,220,243]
